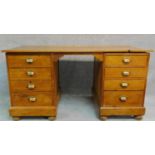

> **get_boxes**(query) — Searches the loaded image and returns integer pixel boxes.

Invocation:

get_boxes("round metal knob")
[120,82,128,88]
[28,96,37,102]
[119,96,127,102]
[122,71,130,77]
[27,83,35,89]
[27,71,34,76]
[123,58,130,64]
[26,58,33,64]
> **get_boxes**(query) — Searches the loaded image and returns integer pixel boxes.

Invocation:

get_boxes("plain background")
[0,0,155,155]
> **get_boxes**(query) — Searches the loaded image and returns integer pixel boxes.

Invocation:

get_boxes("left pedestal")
[6,53,60,120]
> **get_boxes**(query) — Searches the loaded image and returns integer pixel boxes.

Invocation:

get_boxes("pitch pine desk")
[2,45,151,120]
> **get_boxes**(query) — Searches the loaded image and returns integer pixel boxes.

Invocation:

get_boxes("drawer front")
[11,92,53,106]
[104,68,147,78]
[104,55,148,67]
[10,80,53,92]
[103,91,144,107]
[9,68,52,80]
[103,80,145,90]
[7,54,51,68]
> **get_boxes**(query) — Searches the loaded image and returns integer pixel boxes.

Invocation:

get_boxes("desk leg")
[48,116,56,121]
[12,117,21,121]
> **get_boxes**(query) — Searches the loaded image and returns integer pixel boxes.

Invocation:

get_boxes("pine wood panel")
[104,68,147,79]
[10,106,56,116]
[102,91,144,107]
[2,45,151,53]
[7,54,51,68]
[52,54,60,105]
[100,107,145,116]
[10,80,53,92]
[104,54,148,67]
[11,92,53,106]
[103,79,145,90]
[9,68,52,80]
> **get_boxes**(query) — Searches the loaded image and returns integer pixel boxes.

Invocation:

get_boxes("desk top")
[2,45,152,53]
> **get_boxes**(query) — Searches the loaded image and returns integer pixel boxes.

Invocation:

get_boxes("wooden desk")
[2,45,151,120]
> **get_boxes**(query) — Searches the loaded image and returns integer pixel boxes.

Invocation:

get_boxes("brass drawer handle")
[119,96,127,102]
[26,58,34,64]
[120,82,128,88]
[28,96,37,102]
[122,58,130,64]
[27,83,35,89]
[122,71,130,77]
[27,71,34,76]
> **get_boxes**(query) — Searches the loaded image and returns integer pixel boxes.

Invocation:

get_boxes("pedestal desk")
[2,45,151,120]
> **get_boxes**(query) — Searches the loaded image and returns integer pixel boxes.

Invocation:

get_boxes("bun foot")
[48,116,56,121]
[100,116,108,121]
[12,117,21,121]
[135,115,143,120]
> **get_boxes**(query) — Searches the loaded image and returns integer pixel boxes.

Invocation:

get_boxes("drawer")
[104,54,149,67]
[9,68,52,80]
[10,80,53,92]
[103,80,145,90]
[11,92,53,106]
[7,54,51,68]
[102,91,144,107]
[104,68,147,79]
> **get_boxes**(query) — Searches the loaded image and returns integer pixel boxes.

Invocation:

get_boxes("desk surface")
[2,45,152,53]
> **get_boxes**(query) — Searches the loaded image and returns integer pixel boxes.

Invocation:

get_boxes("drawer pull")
[28,96,37,102]
[26,58,33,63]
[122,71,130,76]
[27,83,35,89]
[120,82,128,88]
[119,96,127,102]
[123,58,130,64]
[27,71,34,76]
